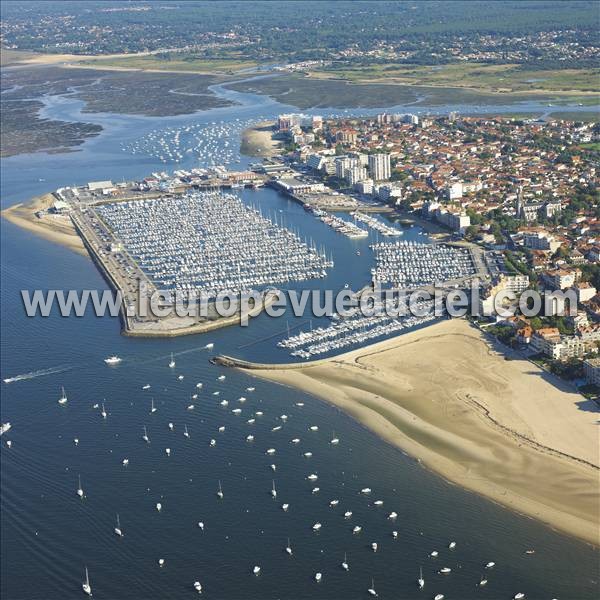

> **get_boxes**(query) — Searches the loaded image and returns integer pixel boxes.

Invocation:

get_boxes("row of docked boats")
[95,191,333,298]
[371,240,475,288]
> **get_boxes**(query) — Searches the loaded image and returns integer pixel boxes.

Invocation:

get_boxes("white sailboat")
[168,353,175,368]
[77,475,84,499]
[114,514,123,537]
[193,581,202,593]
[217,480,223,499]
[142,425,150,443]
[58,386,68,405]
[341,552,349,571]
[184,425,190,438]
[330,432,340,445]
[418,567,424,589]
[151,398,157,413]
[367,578,378,597]
[82,566,92,596]
[285,538,292,556]
[101,402,107,419]
[271,480,277,498]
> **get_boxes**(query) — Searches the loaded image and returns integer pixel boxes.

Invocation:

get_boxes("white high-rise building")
[368,154,391,181]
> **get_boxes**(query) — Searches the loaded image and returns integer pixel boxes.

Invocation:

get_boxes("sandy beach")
[240,121,283,157]
[238,318,600,545]
[2,194,87,256]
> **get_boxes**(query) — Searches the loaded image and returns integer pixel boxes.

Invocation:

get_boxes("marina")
[371,241,477,288]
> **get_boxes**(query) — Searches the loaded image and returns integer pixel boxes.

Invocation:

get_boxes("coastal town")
[260,110,600,389]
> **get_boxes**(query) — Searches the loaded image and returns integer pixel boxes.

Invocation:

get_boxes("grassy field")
[312,62,600,94]
[226,73,594,110]
[75,53,258,75]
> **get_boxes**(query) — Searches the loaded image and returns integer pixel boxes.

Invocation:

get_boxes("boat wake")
[2,365,73,384]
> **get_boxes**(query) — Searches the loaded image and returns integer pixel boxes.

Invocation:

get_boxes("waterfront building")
[583,357,600,386]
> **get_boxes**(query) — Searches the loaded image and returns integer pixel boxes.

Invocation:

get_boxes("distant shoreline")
[227,318,600,546]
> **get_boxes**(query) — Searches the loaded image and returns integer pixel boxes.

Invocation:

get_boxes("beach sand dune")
[242,319,599,545]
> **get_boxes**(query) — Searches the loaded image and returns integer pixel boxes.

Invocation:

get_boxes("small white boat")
[156,503,162,512]
[392,530,398,539]
[168,353,175,368]
[158,559,165,567]
[246,435,254,442]
[101,402,107,419]
[312,487,320,494]
[291,438,300,444]
[271,480,277,498]
[344,511,352,518]
[434,595,444,600]
[360,488,372,494]
[74,438,79,446]
[104,356,122,365]
[309,425,318,431]
[58,386,68,405]
[448,541,456,549]
[281,503,289,511]
[352,526,362,534]
[142,384,151,390]
[485,561,495,569]
[184,425,190,438]
[371,542,378,553]
[217,481,223,499]
[151,399,157,413]
[418,567,424,589]
[165,448,171,456]
[193,581,202,593]
[513,595,525,600]
[177,375,184,381]
[142,426,150,443]
[77,475,84,499]
[217,375,226,381]
[272,426,282,432]
[253,565,261,575]
[168,422,174,431]
[285,538,292,556]
[312,522,322,531]
[270,464,276,472]
[82,567,92,596]
[255,411,263,416]
[430,551,438,558]
[303,452,313,458]
[266,448,276,455]
[205,343,214,350]
[232,408,242,415]
[367,578,378,597]
[479,576,488,586]
[246,387,255,392]
[198,522,204,531]
[114,514,123,537]
[196,383,203,389]
[0,423,11,435]
[373,500,383,506]
[329,499,339,507]
[388,511,398,520]
[122,458,129,466]
[438,567,451,574]
[210,439,216,447]
[341,552,349,571]
[187,404,195,411]
[307,473,318,481]
[314,572,322,583]
[330,433,340,445]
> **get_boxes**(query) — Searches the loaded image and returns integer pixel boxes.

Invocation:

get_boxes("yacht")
[448,541,456,549]
[418,567,424,589]
[114,514,123,537]
[184,425,190,438]
[58,386,68,405]
[193,581,202,593]
[281,503,289,511]
[271,480,277,498]
[434,595,444,600]
[156,503,162,512]
[168,353,176,368]
[341,553,349,571]
[151,399,157,413]
[367,578,378,596]
[104,356,122,365]
[438,567,451,575]
[314,572,322,583]
[217,480,224,499]
[0,423,12,435]
[142,425,150,443]
[101,402,107,419]
[485,562,495,569]
[330,433,340,445]
[312,522,322,531]
[285,538,292,556]
[82,567,92,596]
[253,566,261,575]
[371,542,378,553]
[77,475,84,499]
